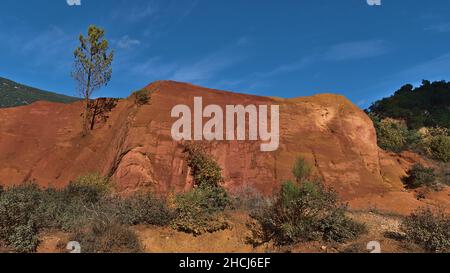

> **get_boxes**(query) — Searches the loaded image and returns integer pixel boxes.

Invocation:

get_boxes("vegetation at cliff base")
[248,157,366,246]
[172,144,231,236]
[401,208,450,253]
[0,176,172,253]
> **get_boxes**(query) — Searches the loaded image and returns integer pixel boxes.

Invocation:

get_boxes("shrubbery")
[403,164,439,190]
[132,88,151,106]
[401,208,450,253]
[417,127,450,163]
[0,184,41,252]
[70,218,142,253]
[172,185,231,235]
[101,194,175,226]
[292,157,311,183]
[171,144,231,235]
[183,144,223,188]
[370,114,450,163]
[248,157,366,246]
[0,174,173,253]
[368,80,450,130]
[0,145,234,252]
[372,117,414,153]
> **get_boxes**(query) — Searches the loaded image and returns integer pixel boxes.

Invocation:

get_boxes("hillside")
[368,80,450,129]
[0,80,448,215]
[0,77,79,108]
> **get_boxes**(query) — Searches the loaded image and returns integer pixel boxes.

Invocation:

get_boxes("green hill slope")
[0,77,79,108]
[368,80,450,130]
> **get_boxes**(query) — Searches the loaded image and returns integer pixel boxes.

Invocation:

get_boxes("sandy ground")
[34,210,426,254]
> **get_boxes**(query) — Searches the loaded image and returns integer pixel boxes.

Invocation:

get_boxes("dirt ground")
[34,210,425,254]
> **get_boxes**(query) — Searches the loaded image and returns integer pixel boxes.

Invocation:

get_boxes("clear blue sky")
[1,0,450,107]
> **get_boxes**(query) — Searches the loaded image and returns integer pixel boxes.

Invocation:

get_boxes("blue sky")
[1,0,450,107]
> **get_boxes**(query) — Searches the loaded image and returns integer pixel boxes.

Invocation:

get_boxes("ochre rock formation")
[0,81,447,213]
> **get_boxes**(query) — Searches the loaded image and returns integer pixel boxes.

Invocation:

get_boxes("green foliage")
[292,157,311,182]
[249,180,365,245]
[132,88,151,106]
[368,80,450,130]
[401,209,450,253]
[0,77,79,108]
[0,184,41,253]
[404,164,438,190]
[72,25,114,134]
[172,185,231,236]
[370,113,450,162]
[373,118,411,152]
[427,135,450,162]
[8,222,39,253]
[417,128,450,162]
[248,159,366,246]
[102,194,174,226]
[73,173,109,195]
[71,219,141,253]
[184,144,223,188]
[173,144,231,235]
[0,173,173,252]
[72,25,114,99]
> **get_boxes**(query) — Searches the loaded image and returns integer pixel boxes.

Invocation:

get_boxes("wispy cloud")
[258,39,390,78]
[323,40,390,61]
[114,35,141,49]
[426,22,450,33]
[0,25,75,69]
[126,37,246,86]
[170,53,241,83]
[217,39,391,92]
[130,56,178,78]
[111,1,158,23]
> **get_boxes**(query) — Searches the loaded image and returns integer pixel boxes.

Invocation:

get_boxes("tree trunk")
[90,100,98,130]
[82,66,92,136]
[82,97,90,136]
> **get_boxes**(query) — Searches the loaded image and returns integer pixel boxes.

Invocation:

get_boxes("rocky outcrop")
[0,81,425,202]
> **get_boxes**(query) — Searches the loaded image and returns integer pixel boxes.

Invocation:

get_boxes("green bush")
[248,158,366,246]
[0,174,179,253]
[71,219,142,253]
[172,145,231,235]
[403,164,439,190]
[184,144,223,188]
[401,209,450,253]
[0,184,41,253]
[8,222,39,253]
[249,180,365,246]
[73,173,109,195]
[132,88,151,106]
[172,185,231,236]
[292,157,311,183]
[416,127,450,163]
[428,135,450,162]
[103,194,174,226]
[374,118,411,152]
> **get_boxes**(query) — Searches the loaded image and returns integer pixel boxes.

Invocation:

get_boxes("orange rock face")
[0,81,447,213]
